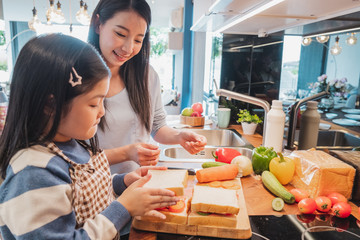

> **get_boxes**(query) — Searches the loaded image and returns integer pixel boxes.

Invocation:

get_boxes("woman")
[88,0,207,174]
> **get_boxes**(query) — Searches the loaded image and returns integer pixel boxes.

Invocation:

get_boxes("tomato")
[298,198,317,214]
[191,102,203,114]
[327,192,347,205]
[331,202,352,218]
[269,153,295,185]
[290,188,309,203]
[330,216,350,231]
[315,196,332,212]
[297,214,315,223]
[168,199,185,213]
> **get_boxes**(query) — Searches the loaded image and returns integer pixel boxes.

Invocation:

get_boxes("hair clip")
[69,67,82,87]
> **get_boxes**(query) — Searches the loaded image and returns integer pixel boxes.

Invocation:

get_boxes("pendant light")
[330,36,342,55]
[76,0,91,25]
[346,33,357,45]
[28,1,43,32]
[54,1,66,24]
[316,35,329,43]
[301,37,312,46]
[46,0,57,24]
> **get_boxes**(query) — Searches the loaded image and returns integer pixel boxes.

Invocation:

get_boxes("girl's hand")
[118,173,179,218]
[179,131,207,154]
[124,166,167,187]
[127,143,160,166]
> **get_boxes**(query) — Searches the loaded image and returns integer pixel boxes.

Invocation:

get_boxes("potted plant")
[237,109,263,135]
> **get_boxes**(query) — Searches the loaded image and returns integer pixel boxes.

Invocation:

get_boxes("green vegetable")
[272,198,285,212]
[202,161,227,168]
[252,146,277,174]
[197,211,210,216]
[261,171,295,204]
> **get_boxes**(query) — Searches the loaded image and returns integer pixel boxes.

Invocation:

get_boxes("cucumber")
[261,171,295,204]
[201,161,227,168]
[272,198,284,211]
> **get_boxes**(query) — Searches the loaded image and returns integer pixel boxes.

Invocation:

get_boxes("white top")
[97,66,167,173]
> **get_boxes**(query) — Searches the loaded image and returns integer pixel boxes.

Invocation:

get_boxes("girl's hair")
[0,33,109,179]
[88,0,152,132]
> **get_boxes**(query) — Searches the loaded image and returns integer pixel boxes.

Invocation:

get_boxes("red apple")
[191,112,200,117]
[191,102,203,114]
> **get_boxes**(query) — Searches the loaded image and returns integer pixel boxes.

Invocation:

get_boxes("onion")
[231,156,253,177]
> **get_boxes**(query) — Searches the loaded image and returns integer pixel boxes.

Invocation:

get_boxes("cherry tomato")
[330,216,350,232]
[331,202,352,218]
[315,196,332,212]
[298,198,317,214]
[327,192,347,205]
[297,214,315,223]
[290,188,309,203]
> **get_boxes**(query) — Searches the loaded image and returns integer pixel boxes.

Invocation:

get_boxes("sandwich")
[142,169,188,196]
[188,185,239,228]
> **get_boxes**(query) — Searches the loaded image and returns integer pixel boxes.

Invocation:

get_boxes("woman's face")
[97,10,147,69]
[54,77,109,142]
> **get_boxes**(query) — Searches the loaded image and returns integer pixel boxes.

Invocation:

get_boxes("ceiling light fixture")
[46,0,57,24]
[330,36,342,55]
[28,0,42,32]
[54,1,66,24]
[346,33,357,45]
[214,0,285,33]
[316,35,329,43]
[76,1,91,25]
[301,37,312,46]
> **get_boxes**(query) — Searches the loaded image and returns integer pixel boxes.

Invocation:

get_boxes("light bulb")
[346,33,357,45]
[330,36,342,55]
[301,37,312,46]
[28,7,43,32]
[54,1,66,24]
[316,35,329,43]
[46,0,57,24]
[76,2,90,25]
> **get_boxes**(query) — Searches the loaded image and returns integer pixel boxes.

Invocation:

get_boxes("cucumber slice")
[272,197,284,212]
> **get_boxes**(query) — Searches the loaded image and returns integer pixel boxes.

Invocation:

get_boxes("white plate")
[344,114,360,120]
[342,109,360,114]
[333,118,360,126]
[325,113,337,119]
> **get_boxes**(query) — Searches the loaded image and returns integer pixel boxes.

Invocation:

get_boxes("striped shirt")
[0,139,131,239]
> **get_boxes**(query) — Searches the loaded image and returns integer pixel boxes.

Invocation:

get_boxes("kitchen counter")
[129,121,360,240]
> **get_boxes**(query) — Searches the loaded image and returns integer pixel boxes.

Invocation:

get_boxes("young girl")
[88,0,207,174]
[0,34,178,239]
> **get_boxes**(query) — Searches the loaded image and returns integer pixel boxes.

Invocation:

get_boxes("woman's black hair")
[88,0,152,132]
[0,33,109,179]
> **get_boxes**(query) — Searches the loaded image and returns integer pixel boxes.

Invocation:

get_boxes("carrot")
[196,164,238,183]
[221,180,235,189]
[209,181,222,188]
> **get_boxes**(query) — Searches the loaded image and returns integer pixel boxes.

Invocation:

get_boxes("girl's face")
[97,10,147,69]
[54,78,109,142]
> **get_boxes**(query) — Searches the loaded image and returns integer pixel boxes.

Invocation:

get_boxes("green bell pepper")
[252,146,277,175]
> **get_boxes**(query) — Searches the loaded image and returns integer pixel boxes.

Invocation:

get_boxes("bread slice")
[188,211,237,228]
[143,169,188,196]
[138,197,190,224]
[191,185,239,215]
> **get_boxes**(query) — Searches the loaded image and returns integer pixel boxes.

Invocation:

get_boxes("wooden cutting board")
[132,177,252,239]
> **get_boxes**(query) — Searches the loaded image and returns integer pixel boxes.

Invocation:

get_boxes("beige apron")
[46,142,116,226]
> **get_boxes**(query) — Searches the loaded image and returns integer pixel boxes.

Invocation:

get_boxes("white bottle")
[264,100,286,152]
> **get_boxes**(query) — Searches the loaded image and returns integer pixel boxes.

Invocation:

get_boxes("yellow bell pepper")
[269,153,295,185]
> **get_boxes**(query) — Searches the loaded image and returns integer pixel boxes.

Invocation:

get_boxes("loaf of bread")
[187,212,237,228]
[290,150,355,199]
[143,169,188,196]
[191,185,239,215]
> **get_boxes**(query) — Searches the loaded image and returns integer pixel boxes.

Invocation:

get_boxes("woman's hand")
[127,143,160,166]
[179,130,207,154]
[123,166,166,187]
[118,173,179,218]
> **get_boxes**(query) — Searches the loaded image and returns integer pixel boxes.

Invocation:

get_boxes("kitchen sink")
[158,129,253,162]
[316,130,360,150]
[160,147,253,163]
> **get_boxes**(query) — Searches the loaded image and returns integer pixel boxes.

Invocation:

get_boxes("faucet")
[216,89,271,145]
[285,90,330,150]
